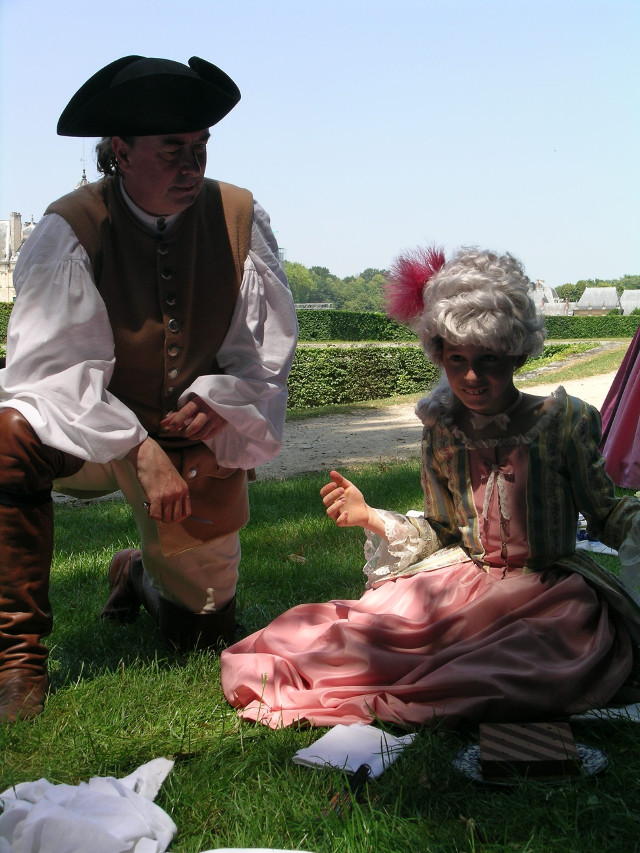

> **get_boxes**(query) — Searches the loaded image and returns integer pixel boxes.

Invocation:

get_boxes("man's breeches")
[54,455,241,614]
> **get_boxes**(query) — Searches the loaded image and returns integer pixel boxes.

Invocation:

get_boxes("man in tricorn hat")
[0,56,298,721]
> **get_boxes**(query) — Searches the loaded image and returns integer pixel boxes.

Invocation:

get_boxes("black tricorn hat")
[57,55,241,137]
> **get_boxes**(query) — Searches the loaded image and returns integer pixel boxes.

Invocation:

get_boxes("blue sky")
[1,0,638,287]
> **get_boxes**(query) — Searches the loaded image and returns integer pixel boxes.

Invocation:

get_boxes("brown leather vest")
[46,177,254,552]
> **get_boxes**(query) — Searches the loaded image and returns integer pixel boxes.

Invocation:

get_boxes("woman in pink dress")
[221,247,640,729]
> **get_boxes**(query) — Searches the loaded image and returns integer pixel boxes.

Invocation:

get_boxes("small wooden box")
[479,722,580,781]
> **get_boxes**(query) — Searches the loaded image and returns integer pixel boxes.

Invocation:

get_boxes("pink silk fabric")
[221,565,630,729]
[600,326,640,489]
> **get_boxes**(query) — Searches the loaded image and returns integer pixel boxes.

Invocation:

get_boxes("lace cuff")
[363,510,439,588]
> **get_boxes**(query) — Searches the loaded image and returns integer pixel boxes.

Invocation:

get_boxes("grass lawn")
[1,459,639,852]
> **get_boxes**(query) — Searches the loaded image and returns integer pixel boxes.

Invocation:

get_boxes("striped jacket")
[421,387,640,644]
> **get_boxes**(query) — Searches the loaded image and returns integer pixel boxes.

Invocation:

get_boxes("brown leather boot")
[100,549,143,623]
[101,548,236,652]
[0,504,53,722]
[101,548,163,623]
[0,409,83,722]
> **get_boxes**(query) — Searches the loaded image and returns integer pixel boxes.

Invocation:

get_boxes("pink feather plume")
[385,245,446,324]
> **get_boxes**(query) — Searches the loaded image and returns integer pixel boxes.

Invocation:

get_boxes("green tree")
[284,261,317,303]
[286,260,640,314]
[360,267,387,282]
[327,276,355,310]
[309,266,341,304]
[555,282,586,301]
[617,274,640,290]
[341,272,386,311]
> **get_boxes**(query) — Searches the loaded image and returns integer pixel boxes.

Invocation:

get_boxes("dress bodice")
[468,445,530,568]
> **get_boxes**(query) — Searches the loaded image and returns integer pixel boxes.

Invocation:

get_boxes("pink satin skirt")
[221,562,632,729]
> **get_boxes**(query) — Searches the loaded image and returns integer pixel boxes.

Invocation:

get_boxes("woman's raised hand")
[320,469,380,530]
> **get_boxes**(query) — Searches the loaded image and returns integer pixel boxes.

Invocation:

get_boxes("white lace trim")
[363,510,438,588]
[446,387,567,450]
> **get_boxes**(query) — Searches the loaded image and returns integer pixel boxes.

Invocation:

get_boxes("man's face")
[112,129,210,216]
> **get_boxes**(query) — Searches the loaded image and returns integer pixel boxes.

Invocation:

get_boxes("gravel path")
[256,371,617,480]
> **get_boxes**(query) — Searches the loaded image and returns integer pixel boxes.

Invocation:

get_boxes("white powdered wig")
[415,248,546,424]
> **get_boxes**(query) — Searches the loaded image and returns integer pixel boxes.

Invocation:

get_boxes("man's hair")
[419,247,546,365]
[95,136,134,176]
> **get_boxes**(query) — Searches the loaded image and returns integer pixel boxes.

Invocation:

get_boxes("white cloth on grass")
[0,758,176,853]
[292,723,416,778]
[571,702,640,722]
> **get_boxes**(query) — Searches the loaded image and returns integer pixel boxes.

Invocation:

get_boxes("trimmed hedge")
[0,338,586,409]
[2,303,639,345]
[287,345,439,409]
[2,297,635,411]
[286,342,590,409]
[296,309,640,342]
[544,315,640,338]
[296,310,415,342]
[0,304,12,343]
[0,303,414,345]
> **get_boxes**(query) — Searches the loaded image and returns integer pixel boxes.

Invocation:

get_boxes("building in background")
[1,170,89,302]
[531,279,559,310]
[0,212,37,302]
[619,290,640,316]
[575,287,620,316]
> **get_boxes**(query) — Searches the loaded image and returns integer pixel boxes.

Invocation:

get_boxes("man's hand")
[160,394,227,441]
[127,437,191,523]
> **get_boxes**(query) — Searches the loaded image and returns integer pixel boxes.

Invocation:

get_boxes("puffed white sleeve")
[183,200,298,469]
[0,213,148,461]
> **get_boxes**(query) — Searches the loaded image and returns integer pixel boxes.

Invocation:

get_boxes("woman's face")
[441,341,524,415]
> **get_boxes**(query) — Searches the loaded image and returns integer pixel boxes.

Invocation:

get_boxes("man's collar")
[118,177,181,235]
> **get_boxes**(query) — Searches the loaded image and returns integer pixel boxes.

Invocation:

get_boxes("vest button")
[157,243,169,255]
[167,344,181,358]
[165,386,175,396]
[167,318,180,333]
[161,268,173,280]
[165,292,177,306]
[188,466,198,479]
[168,368,179,379]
